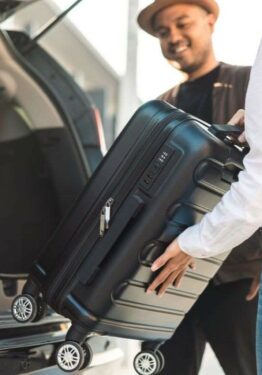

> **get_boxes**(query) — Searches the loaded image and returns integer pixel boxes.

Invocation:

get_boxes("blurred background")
[2,1,261,373]
[3,0,262,147]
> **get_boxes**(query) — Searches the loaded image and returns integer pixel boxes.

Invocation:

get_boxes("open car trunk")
[0,18,109,367]
[0,28,104,276]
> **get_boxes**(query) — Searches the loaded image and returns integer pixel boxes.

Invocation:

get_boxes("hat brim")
[137,0,219,36]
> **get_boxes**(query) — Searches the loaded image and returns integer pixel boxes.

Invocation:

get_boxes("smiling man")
[137,1,261,374]
[154,2,216,79]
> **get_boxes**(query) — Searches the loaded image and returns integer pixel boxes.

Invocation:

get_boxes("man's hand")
[246,275,260,301]
[146,239,194,297]
[228,109,246,144]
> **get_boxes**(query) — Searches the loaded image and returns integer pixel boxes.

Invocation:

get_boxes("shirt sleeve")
[177,39,262,258]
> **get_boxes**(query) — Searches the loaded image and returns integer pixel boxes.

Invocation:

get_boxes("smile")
[169,42,190,57]
[175,45,188,53]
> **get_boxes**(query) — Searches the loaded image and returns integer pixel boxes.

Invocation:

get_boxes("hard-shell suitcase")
[12,100,244,374]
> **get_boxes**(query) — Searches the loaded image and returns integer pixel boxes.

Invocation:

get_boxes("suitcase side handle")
[157,222,187,244]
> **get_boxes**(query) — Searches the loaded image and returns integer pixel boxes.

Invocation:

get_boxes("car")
[0,1,126,373]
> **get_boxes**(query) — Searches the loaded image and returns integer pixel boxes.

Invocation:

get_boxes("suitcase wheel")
[80,342,93,370]
[32,296,47,323]
[133,349,165,375]
[11,294,38,323]
[55,341,87,372]
[155,349,165,372]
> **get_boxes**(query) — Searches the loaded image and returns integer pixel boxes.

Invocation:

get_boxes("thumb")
[228,109,245,126]
[238,131,246,144]
[246,278,260,301]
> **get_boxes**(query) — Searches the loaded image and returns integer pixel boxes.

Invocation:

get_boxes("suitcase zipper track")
[47,112,184,305]
[48,110,172,270]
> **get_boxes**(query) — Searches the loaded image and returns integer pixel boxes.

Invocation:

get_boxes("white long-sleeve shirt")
[178,39,262,258]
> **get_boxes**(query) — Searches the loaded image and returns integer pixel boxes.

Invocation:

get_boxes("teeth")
[169,44,189,55]
[175,46,188,53]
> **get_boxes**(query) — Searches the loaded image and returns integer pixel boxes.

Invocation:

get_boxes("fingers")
[147,256,193,295]
[151,240,181,272]
[228,109,245,126]
[228,109,246,144]
[150,269,184,297]
[158,271,180,297]
[188,260,196,270]
[246,278,260,301]
[238,131,246,144]
[147,240,193,297]
[147,262,179,294]
[246,285,259,301]
[151,252,171,272]
[173,269,186,289]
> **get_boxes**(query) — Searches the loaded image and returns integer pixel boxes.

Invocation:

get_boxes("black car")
[0,1,125,373]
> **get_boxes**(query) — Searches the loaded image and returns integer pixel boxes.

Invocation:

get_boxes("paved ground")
[30,344,223,375]
[28,339,224,375]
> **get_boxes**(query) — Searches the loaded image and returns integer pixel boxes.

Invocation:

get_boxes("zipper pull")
[99,198,114,237]
[99,209,106,237]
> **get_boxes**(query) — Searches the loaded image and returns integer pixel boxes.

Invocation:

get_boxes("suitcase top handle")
[209,123,249,149]
[209,124,243,139]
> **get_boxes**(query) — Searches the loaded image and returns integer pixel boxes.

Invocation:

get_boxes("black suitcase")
[12,100,244,374]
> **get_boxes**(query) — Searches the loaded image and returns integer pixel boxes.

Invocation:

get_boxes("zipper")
[47,111,184,304]
[55,110,173,256]
[99,198,114,237]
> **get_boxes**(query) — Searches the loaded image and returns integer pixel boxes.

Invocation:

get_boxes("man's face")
[153,4,215,75]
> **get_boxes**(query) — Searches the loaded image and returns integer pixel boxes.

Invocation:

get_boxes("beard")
[165,45,211,76]
[178,60,204,74]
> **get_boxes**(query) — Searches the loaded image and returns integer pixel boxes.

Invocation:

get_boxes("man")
[138,1,262,374]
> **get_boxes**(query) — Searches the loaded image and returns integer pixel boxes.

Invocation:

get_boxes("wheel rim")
[134,352,158,375]
[12,296,34,322]
[57,343,82,371]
